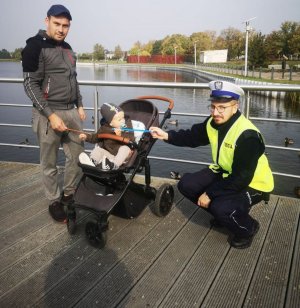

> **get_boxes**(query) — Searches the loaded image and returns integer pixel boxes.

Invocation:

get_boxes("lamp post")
[174,46,177,65]
[194,40,198,68]
[243,17,256,76]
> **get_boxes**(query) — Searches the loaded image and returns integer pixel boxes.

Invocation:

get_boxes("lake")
[0,61,299,197]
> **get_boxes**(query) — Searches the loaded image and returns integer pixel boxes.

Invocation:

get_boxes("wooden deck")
[0,161,299,308]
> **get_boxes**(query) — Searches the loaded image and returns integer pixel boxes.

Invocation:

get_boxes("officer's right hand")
[150,127,168,140]
[48,113,67,132]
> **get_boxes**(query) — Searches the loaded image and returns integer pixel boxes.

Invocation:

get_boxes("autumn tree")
[190,31,216,54]
[161,34,190,55]
[219,27,244,60]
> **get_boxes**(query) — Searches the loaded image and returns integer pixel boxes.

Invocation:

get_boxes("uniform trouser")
[177,167,265,237]
[32,108,84,203]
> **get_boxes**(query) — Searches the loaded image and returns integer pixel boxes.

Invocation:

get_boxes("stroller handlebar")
[136,95,174,110]
[97,133,138,149]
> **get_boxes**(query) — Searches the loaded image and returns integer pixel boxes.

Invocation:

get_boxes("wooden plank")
[244,196,300,307]
[0,162,299,308]
[120,205,229,308]
[0,212,133,306]
[285,208,300,308]
[0,165,41,195]
[199,196,278,308]
[69,199,197,307]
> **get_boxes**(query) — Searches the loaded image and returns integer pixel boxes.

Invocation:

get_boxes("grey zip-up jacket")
[22,29,82,118]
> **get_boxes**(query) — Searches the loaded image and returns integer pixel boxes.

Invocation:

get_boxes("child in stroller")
[78,102,145,170]
[66,96,175,248]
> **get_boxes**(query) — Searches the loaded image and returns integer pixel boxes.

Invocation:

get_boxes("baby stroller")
[66,95,175,248]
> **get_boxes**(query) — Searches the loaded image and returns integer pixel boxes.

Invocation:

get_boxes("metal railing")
[0,77,300,180]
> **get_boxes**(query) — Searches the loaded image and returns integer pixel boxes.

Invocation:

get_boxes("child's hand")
[114,128,122,136]
[79,133,87,141]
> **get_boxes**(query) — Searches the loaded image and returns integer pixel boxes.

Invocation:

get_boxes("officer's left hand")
[197,192,211,208]
[78,107,86,121]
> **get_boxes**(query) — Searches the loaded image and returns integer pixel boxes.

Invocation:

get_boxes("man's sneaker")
[101,156,118,170]
[229,219,260,249]
[79,152,95,167]
[49,201,66,222]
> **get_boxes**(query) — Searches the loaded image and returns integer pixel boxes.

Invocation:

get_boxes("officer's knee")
[177,174,190,195]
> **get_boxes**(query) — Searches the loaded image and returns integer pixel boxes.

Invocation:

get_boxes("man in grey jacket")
[22,4,86,222]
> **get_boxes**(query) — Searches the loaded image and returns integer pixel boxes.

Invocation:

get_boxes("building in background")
[199,49,228,63]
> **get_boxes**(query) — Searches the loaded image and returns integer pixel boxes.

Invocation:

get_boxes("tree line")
[2,21,299,68]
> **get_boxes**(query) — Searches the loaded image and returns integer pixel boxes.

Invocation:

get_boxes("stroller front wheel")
[85,220,107,248]
[152,184,174,217]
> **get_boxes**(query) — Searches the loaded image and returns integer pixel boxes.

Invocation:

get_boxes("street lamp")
[243,17,256,76]
[174,46,177,65]
[194,40,198,68]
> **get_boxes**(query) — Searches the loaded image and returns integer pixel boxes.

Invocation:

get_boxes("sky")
[1,0,299,53]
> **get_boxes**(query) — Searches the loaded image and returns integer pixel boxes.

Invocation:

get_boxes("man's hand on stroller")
[79,133,87,141]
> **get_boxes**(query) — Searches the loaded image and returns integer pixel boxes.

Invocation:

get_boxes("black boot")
[229,219,260,249]
[49,201,67,222]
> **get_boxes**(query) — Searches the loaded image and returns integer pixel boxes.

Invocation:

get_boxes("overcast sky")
[1,0,299,53]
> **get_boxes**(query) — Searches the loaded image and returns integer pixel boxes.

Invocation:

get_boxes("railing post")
[94,87,99,131]
[259,67,262,79]
[245,90,250,119]
[271,68,274,80]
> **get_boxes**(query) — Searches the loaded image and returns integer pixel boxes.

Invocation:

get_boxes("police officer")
[150,80,274,249]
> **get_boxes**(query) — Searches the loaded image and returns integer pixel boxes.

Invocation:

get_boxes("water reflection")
[0,62,299,197]
[250,94,300,119]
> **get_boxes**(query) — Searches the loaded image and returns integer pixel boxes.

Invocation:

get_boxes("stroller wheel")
[152,184,174,217]
[67,219,77,235]
[85,220,107,248]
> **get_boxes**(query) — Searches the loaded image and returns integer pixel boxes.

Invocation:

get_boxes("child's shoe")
[101,156,118,170]
[79,152,95,167]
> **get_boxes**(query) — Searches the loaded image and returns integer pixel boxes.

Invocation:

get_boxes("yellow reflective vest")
[206,115,274,192]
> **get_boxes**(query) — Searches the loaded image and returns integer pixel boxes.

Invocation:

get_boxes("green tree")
[248,32,267,68]
[288,23,300,57]
[152,40,163,55]
[264,31,282,59]
[93,44,105,61]
[279,21,299,57]
[0,49,11,59]
[11,48,23,60]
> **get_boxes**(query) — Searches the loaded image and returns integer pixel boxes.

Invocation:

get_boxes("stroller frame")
[66,96,175,248]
